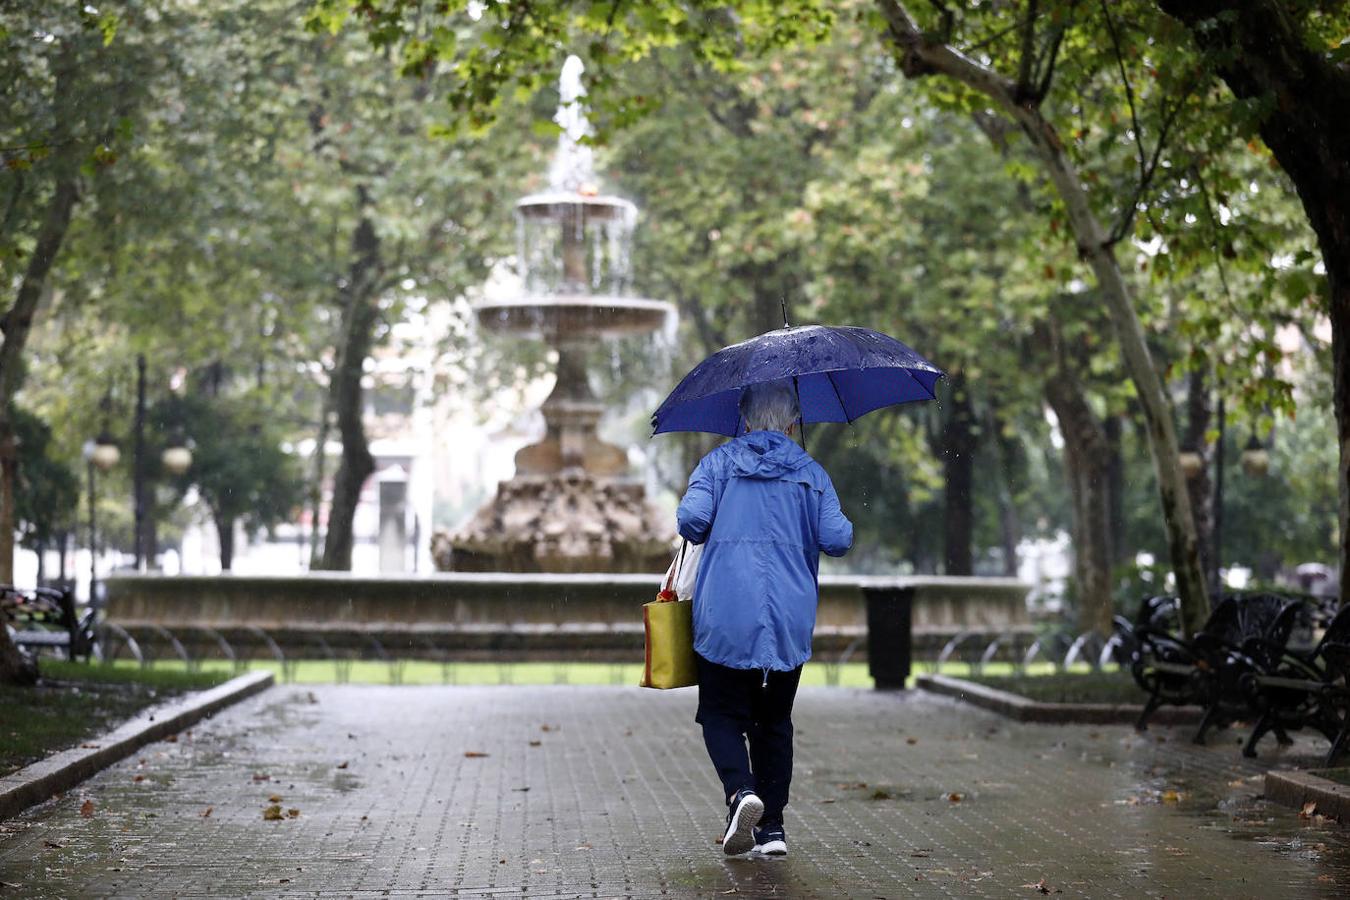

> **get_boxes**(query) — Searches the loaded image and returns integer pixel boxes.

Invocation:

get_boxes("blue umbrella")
[651,324,944,437]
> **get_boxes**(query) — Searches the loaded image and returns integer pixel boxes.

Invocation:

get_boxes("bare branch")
[1016,0,1040,99]
[1099,0,1146,183]
[1107,80,1199,244]
[877,0,1020,103]
[1032,21,1066,102]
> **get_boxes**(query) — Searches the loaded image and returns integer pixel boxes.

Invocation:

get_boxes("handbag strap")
[662,539,689,594]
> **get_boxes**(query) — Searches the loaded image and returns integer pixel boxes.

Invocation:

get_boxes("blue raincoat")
[676,429,853,671]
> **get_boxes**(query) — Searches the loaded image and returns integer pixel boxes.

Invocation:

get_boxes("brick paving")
[3,684,1350,897]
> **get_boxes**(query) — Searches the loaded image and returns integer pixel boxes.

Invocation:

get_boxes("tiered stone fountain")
[432,57,675,573]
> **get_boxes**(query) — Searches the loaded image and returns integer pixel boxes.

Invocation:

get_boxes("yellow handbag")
[640,542,699,689]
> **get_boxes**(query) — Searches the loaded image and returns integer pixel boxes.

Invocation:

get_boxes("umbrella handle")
[790,374,807,453]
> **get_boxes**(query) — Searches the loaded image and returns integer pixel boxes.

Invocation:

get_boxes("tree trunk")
[1183,369,1216,590]
[990,408,1023,577]
[877,0,1210,634]
[1043,329,1115,636]
[0,171,78,684]
[0,427,14,586]
[307,396,333,569]
[1104,414,1128,568]
[319,192,382,571]
[942,378,975,575]
[215,511,236,572]
[1154,0,1350,607]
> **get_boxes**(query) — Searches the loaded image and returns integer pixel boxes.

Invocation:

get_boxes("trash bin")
[864,586,913,690]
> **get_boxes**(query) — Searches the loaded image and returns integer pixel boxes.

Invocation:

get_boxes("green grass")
[84,656,1094,687]
[961,670,1143,705]
[1314,768,1350,787]
[0,660,230,778]
[91,657,883,687]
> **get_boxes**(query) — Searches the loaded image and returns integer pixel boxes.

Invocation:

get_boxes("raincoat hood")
[727,430,813,480]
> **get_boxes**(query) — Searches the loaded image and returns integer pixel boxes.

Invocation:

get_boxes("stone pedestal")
[437,341,672,573]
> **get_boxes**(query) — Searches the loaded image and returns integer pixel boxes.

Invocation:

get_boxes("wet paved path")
[3,684,1350,897]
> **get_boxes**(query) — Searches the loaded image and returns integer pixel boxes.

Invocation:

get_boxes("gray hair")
[739,379,800,433]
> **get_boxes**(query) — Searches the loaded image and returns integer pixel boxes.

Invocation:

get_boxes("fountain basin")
[475,294,672,340]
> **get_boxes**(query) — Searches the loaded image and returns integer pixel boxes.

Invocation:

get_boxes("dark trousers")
[694,653,803,824]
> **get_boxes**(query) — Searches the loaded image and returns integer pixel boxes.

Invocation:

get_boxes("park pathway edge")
[916,672,1205,725]
[0,669,273,820]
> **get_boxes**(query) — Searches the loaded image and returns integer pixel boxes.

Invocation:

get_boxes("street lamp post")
[82,421,120,605]
[134,354,147,570]
[1207,396,1271,593]
[1212,398,1226,598]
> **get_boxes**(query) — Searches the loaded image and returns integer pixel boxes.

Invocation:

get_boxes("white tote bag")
[662,540,704,602]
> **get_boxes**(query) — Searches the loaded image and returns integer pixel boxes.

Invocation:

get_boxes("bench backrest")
[1315,604,1350,662]
[0,584,77,630]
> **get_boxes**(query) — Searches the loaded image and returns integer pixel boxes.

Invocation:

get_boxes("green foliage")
[152,392,302,538]
[9,405,79,547]
[307,0,835,138]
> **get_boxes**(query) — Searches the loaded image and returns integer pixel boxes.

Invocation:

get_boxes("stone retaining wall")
[105,572,1031,661]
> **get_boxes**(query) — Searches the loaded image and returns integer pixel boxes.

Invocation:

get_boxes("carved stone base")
[433,473,673,573]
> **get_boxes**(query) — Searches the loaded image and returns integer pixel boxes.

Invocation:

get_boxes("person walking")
[676,378,853,857]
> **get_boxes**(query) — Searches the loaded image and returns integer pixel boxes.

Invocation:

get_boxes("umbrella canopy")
[651,324,943,436]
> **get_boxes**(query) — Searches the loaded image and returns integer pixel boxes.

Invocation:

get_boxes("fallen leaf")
[132,775,145,783]
[268,793,283,803]
[80,799,94,818]
[1161,790,1181,804]
[819,798,836,804]
[263,805,284,821]
[337,762,348,769]
[1301,801,1318,819]
[287,808,300,818]
[871,789,893,800]
[906,737,918,745]
[528,740,542,747]
[464,751,489,758]
[164,734,177,743]
[944,792,964,803]
[541,724,558,732]
[252,773,271,782]
[201,807,213,818]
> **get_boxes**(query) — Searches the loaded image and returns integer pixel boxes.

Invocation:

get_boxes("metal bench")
[1116,591,1322,742]
[1239,603,1350,764]
[1,583,96,661]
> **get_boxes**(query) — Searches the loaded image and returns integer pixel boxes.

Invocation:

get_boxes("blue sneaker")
[721,788,763,855]
[752,821,787,856]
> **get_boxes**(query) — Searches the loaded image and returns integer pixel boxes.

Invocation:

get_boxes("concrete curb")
[1265,769,1350,822]
[0,669,273,820]
[916,673,1205,725]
